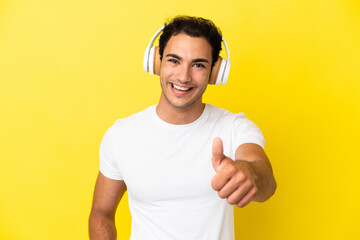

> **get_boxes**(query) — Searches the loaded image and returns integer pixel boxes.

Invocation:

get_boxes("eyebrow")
[165,54,210,64]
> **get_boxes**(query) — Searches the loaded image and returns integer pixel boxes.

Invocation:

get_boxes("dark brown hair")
[159,16,223,67]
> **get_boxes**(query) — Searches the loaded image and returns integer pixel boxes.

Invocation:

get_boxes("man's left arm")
[211,138,277,208]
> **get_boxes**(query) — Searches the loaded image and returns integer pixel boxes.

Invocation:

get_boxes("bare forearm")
[89,209,117,240]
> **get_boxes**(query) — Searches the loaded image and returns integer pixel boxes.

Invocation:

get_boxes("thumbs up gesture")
[211,137,259,208]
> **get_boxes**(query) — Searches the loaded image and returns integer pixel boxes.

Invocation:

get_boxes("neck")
[156,94,205,125]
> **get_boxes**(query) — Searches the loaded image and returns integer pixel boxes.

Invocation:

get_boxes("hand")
[211,137,259,208]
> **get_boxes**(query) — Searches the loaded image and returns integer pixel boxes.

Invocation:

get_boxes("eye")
[168,59,179,64]
[193,63,205,68]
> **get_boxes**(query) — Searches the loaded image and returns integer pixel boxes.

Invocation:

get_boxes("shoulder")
[103,105,156,137]
[205,104,262,133]
[112,105,155,128]
[206,104,247,122]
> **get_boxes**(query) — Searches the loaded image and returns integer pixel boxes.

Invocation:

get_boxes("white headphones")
[143,26,231,85]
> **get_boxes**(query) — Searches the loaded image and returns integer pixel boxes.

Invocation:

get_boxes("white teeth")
[173,84,190,91]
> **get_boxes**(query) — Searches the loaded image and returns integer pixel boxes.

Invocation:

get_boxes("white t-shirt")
[99,104,265,240]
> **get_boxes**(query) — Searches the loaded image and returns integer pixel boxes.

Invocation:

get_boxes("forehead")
[163,33,212,59]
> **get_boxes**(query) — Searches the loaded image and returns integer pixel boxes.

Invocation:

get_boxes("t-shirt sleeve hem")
[99,167,123,181]
[232,113,266,150]
[99,124,123,181]
[235,136,265,150]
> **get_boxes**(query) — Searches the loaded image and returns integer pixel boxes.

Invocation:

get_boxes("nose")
[176,64,191,83]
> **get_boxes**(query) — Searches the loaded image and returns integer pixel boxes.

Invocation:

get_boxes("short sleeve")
[99,125,123,180]
[232,113,265,149]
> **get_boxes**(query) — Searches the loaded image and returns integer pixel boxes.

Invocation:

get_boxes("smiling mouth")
[171,83,193,92]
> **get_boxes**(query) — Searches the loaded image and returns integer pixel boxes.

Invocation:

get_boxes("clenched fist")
[211,137,259,208]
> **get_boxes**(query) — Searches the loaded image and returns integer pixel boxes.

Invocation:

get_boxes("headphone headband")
[143,25,230,85]
[143,26,165,74]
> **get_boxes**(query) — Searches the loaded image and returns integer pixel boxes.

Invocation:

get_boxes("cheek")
[160,65,176,79]
[192,70,211,83]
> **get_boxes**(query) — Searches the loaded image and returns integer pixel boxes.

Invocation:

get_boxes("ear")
[208,56,223,85]
[154,46,161,75]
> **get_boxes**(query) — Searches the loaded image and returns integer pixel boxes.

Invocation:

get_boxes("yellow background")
[1,0,359,239]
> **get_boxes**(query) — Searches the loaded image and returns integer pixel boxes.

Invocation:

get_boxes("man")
[89,16,276,240]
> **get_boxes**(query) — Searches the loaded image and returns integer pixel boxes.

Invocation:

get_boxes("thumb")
[212,137,225,171]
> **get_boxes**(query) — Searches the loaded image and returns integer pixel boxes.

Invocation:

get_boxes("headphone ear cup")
[143,45,151,72]
[215,59,227,85]
[209,56,223,85]
[221,59,231,85]
[153,46,161,75]
[147,46,161,75]
[148,47,155,74]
